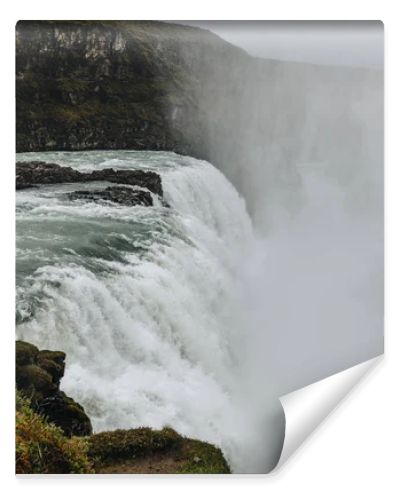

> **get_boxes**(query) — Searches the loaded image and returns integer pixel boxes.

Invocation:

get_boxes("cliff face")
[16,21,249,158]
[16,21,383,217]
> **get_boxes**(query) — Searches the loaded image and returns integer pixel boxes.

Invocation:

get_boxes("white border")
[1,2,398,498]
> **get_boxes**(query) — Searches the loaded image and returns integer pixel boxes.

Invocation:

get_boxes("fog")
[167,23,384,468]
[234,57,384,392]
[175,21,384,69]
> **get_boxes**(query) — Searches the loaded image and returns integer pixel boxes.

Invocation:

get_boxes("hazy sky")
[175,21,383,69]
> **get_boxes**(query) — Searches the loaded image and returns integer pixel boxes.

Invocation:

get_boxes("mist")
[176,20,384,69]
[169,21,383,469]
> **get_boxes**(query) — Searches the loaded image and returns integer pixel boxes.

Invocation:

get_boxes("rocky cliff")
[16,20,248,157]
[16,21,382,216]
[16,340,92,437]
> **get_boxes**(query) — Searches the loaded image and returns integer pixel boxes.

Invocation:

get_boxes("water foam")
[16,151,278,472]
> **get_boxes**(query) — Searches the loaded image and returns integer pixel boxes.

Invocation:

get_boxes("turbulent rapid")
[16,150,277,472]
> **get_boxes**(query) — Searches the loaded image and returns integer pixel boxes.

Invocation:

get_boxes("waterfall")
[16,150,284,472]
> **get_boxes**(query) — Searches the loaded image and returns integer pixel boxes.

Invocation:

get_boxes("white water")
[15,140,383,473]
[16,150,282,472]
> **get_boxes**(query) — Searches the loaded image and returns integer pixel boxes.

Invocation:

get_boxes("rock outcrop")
[16,161,163,196]
[16,340,231,474]
[68,186,154,207]
[16,161,164,206]
[16,161,82,189]
[16,340,92,437]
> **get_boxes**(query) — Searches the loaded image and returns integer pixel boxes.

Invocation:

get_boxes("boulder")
[37,350,66,388]
[16,340,92,436]
[15,340,39,366]
[16,364,57,400]
[35,392,93,437]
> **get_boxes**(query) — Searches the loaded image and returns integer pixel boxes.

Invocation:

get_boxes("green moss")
[16,393,93,474]
[88,427,181,466]
[16,340,39,366]
[88,427,230,474]
[16,394,230,474]
[16,364,56,401]
[178,439,230,474]
[56,77,90,95]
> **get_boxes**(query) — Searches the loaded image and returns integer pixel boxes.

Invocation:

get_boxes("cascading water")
[16,150,283,473]
[14,21,384,475]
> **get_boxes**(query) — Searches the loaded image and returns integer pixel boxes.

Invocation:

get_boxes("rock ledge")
[16,340,92,437]
[16,161,164,206]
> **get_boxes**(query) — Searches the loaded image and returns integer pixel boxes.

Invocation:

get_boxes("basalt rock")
[16,161,163,196]
[16,161,82,188]
[68,186,154,207]
[16,161,163,197]
[34,391,92,438]
[16,20,240,158]
[16,340,92,437]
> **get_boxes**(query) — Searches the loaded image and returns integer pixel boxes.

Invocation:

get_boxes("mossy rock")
[36,358,64,386]
[16,364,57,400]
[176,439,230,474]
[37,349,66,366]
[35,392,93,437]
[15,341,92,437]
[16,341,66,391]
[37,350,65,385]
[16,340,39,366]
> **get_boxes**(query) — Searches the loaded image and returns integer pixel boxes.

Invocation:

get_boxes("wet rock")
[16,161,82,189]
[35,391,93,437]
[86,168,163,197]
[16,161,163,197]
[16,340,92,436]
[68,185,154,206]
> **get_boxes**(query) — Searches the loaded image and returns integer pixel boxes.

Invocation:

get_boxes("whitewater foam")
[16,151,278,472]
